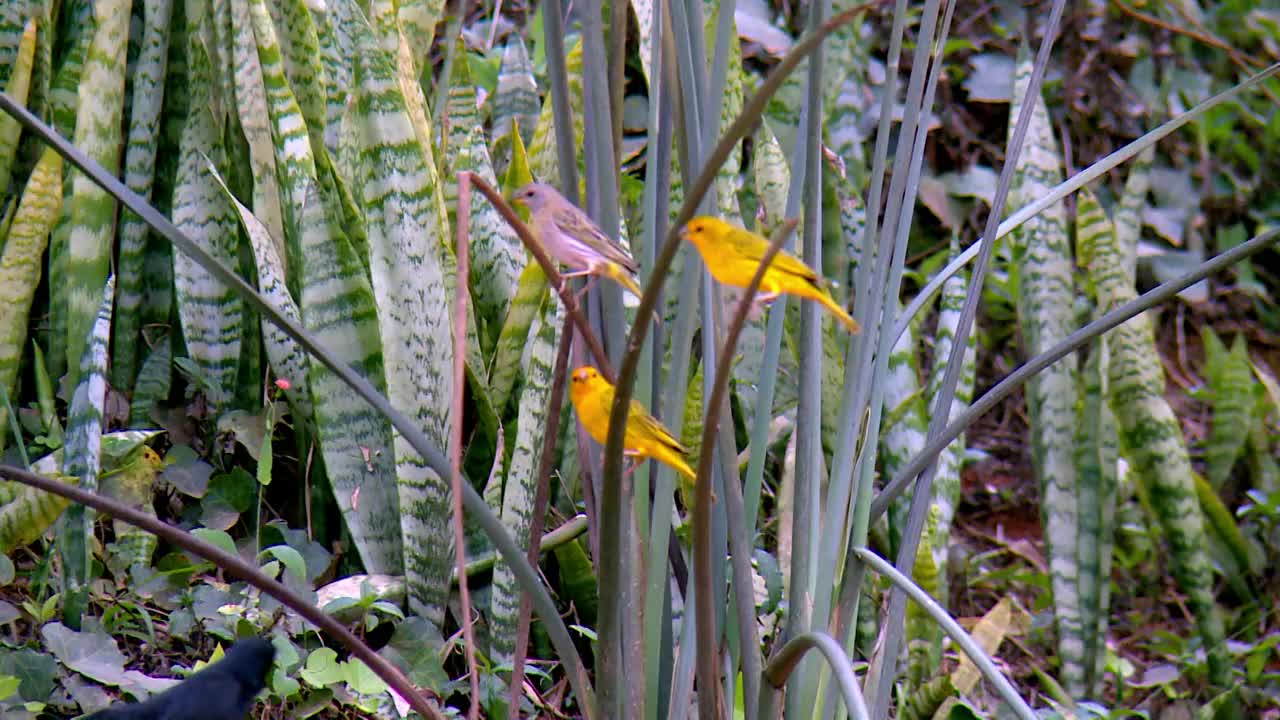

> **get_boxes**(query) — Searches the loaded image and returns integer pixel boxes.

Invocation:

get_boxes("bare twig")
[453,175,482,720]
[0,464,446,720]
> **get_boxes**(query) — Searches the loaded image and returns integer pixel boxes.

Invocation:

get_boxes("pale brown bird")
[511,182,645,299]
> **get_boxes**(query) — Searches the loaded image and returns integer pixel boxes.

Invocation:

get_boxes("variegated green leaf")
[1008,39,1083,697]
[490,261,550,418]
[129,336,172,428]
[629,0,656,82]
[397,0,444,74]
[113,0,175,391]
[1,429,161,554]
[491,35,539,157]
[1201,330,1255,490]
[904,506,943,689]
[822,0,871,172]
[528,38,584,184]
[834,168,869,303]
[458,126,527,357]
[0,147,61,448]
[442,38,479,165]
[172,41,243,411]
[487,131,544,413]
[244,0,325,282]
[490,297,562,665]
[0,0,37,73]
[268,0,327,148]
[753,118,791,232]
[1193,470,1257,582]
[880,306,925,553]
[63,0,128,389]
[0,471,73,552]
[678,359,706,509]
[229,0,288,265]
[1114,145,1153,280]
[0,16,36,195]
[346,6,455,623]
[139,0,187,342]
[926,236,977,602]
[314,0,353,157]
[43,5,91,383]
[1078,185,1229,685]
[207,161,313,421]
[58,275,114,618]
[1074,338,1117,694]
[297,178,404,575]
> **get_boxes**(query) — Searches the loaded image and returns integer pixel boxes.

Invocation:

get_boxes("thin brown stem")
[453,175,482,720]
[0,464,445,720]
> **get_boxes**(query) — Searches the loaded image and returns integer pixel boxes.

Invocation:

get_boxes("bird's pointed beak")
[679,226,690,241]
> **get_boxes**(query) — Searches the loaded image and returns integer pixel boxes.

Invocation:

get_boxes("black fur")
[82,638,275,720]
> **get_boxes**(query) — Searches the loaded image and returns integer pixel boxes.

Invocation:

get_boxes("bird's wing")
[553,205,639,273]
[731,231,820,283]
[154,673,253,720]
[629,401,685,453]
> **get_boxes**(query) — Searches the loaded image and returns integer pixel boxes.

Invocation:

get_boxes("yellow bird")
[511,183,644,299]
[568,366,696,481]
[681,216,861,333]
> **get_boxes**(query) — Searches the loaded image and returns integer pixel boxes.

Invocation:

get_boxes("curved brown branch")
[0,464,444,720]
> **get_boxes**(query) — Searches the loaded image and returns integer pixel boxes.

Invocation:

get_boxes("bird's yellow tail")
[654,446,697,481]
[816,293,860,333]
[604,263,644,299]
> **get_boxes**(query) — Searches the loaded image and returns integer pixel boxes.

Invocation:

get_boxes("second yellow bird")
[682,216,861,333]
[568,366,696,481]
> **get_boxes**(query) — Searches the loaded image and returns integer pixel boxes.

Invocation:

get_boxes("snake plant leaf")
[207,161,313,421]
[171,39,243,412]
[0,147,61,449]
[1078,185,1229,686]
[0,16,36,195]
[43,4,92,382]
[112,0,176,391]
[1201,329,1255,491]
[58,275,114,626]
[1074,336,1118,694]
[229,0,288,269]
[345,3,456,624]
[296,178,405,577]
[1008,39,1083,697]
[63,0,129,390]
[492,35,539,157]
[489,297,562,666]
